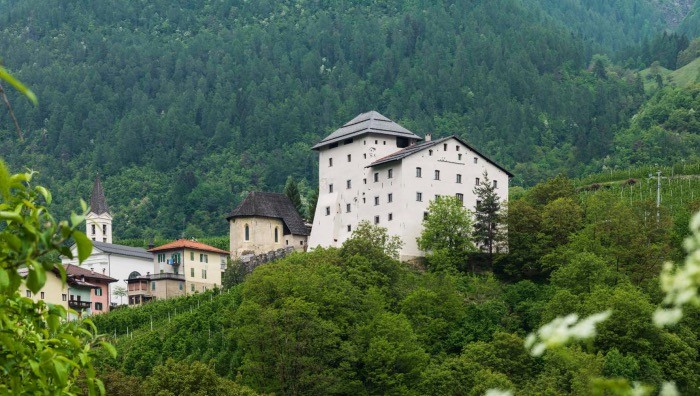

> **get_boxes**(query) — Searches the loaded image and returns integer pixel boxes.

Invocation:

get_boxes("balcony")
[149,273,185,281]
[69,300,92,310]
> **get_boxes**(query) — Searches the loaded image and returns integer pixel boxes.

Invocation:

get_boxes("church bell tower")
[86,175,113,243]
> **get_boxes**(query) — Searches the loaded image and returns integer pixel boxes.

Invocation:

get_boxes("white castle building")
[307,111,513,262]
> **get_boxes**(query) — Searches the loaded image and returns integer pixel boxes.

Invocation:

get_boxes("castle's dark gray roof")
[226,192,310,236]
[89,176,110,215]
[312,111,422,150]
[368,135,514,177]
[92,241,152,260]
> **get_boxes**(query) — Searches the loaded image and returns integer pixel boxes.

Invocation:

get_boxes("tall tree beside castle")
[473,171,503,265]
[284,176,304,217]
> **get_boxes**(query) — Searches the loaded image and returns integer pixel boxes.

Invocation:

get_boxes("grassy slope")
[639,56,700,93]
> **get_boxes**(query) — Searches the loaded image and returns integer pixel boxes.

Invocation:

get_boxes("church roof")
[91,241,152,260]
[89,175,110,215]
[148,239,230,255]
[226,192,310,236]
[312,111,422,150]
[368,135,514,177]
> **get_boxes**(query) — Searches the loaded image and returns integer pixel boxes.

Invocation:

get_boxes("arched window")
[128,271,141,279]
[274,227,279,243]
[244,224,250,241]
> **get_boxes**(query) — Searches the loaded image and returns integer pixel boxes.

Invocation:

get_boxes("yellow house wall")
[23,270,68,309]
[183,249,223,291]
[230,217,286,256]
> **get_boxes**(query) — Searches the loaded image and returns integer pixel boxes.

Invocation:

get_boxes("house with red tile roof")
[126,239,228,305]
[64,264,118,314]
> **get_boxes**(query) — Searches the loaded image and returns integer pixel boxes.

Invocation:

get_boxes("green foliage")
[284,176,304,218]
[0,159,109,395]
[418,196,475,271]
[473,172,504,259]
[343,220,403,260]
[143,358,257,396]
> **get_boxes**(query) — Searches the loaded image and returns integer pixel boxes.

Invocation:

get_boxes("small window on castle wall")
[329,184,334,193]
[347,179,351,189]
[434,170,440,180]
[374,196,379,206]
[363,153,367,159]
[346,204,351,213]
[91,224,95,235]
[388,169,393,179]
[456,146,460,151]
[300,240,304,245]
[476,178,480,186]
[458,153,462,161]
[474,157,478,164]
[388,213,393,221]
[347,154,351,162]
[103,224,107,234]
[429,150,433,156]
[329,158,333,167]
[374,173,379,182]
[286,240,289,245]
[416,167,422,177]
[374,216,380,224]
[416,192,423,202]
[388,193,393,203]
[325,207,331,216]
[244,225,250,241]
[457,174,462,183]
[443,143,447,151]
[347,225,352,232]
[493,180,498,188]
[456,193,464,203]
[274,227,279,243]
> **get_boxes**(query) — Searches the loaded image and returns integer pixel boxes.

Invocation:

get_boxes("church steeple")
[90,175,110,215]
[86,175,113,243]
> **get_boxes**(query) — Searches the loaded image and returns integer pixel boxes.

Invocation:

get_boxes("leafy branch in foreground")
[0,159,112,395]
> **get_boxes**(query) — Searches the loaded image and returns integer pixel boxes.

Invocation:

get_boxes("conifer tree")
[284,176,304,216]
[473,171,503,267]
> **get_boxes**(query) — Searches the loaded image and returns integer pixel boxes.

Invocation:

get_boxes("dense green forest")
[0,0,697,239]
[89,175,700,395]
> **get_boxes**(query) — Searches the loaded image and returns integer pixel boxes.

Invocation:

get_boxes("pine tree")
[473,171,503,267]
[284,176,304,216]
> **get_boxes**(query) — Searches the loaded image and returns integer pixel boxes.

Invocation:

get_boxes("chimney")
[425,133,432,142]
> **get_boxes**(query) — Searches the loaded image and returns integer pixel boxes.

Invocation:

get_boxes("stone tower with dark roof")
[86,175,113,243]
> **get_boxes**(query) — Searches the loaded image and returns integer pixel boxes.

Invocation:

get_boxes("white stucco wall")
[85,212,113,244]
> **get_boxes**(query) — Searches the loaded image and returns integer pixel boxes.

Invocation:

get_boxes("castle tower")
[86,175,113,243]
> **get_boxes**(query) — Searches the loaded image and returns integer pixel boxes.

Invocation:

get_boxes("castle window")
[364,154,367,159]
[103,238,106,243]
[456,174,462,183]
[456,146,460,151]
[416,192,423,202]
[329,158,333,167]
[374,215,380,224]
[374,196,379,206]
[423,212,429,220]
[456,193,464,203]
[347,225,352,232]
[375,140,378,144]
[476,200,482,208]
[347,154,352,162]
[416,167,422,177]
[443,143,447,151]
[493,180,498,188]
[429,150,433,156]
[244,224,250,241]
[474,157,478,164]
[374,173,379,182]
[325,207,331,216]
[274,227,279,243]
[434,170,440,180]
[346,204,351,213]
[476,178,480,186]
[103,224,107,235]
[329,184,334,193]
[388,169,393,178]
[387,193,393,203]
[91,224,95,235]
[383,141,386,145]
[388,213,393,221]
[363,178,367,184]
[458,153,462,160]
[347,179,351,189]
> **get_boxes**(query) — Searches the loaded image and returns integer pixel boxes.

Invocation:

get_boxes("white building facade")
[308,111,512,262]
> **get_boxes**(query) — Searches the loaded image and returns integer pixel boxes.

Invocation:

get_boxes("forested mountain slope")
[0,0,694,238]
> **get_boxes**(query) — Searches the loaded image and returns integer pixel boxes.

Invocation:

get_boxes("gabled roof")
[226,192,310,236]
[368,135,514,178]
[312,111,422,150]
[64,264,118,283]
[148,239,230,255]
[89,175,110,215]
[92,241,152,260]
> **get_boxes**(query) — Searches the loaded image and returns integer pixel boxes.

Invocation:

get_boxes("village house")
[19,267,68,309]
[227,191,310,257]
[126,239,228,305]
[308,111,512,262]
[64,264,117,314]
[62,176,153,307]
